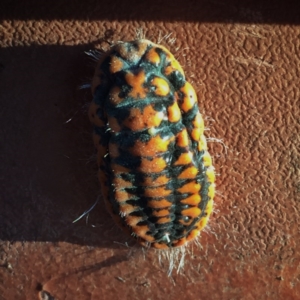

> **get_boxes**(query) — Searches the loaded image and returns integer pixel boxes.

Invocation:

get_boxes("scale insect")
[88,39,215,249]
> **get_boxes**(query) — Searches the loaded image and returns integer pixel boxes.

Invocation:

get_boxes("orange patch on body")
[132,225,151,240]
[174,152,193,165]
[180,81,197,112]
[196,217,209,231]
[123,105,164,131]
[152,209,170,217]
[115,190,133,204]
[205,199,214,215]
[125,71,147,99]
[181,207,201,218]
[113,177,132,190]
[144,186,171,198]
[148,199,172,208]
[119,203,136,214]
[139,157,167,173]
[193,113,204,135]
[176,129,190,147]
[143,175,169,187]
[167,102,181,123]
[164,54,185,76]
[208,184,215,199]
[198,135,207,151]
[181,194,201,206]
[110,56,124,73]
[191,129,201,142]
[130,135,174,157]
[178,166,198,179]
[151,77,170,96]
[203,151,212,167]
[178,181,201,194]
[206,167,215,183]
[125,215,143,227]
[146,47,160,65]
[156,217,171,224]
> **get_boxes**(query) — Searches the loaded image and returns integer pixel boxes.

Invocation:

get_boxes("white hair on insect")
[135,28,176,48]
[157,245,188,276]
[135,28,146,40]
[78,50,105,90]
[157,32,174,45]
[84,49,103,62]
[207,137,228,155]
[72,196,100,223]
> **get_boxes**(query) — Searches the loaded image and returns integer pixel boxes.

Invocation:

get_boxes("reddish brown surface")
[0,1,299,299]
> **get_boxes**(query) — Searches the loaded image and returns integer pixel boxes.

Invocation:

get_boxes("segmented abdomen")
[89,39,215,249]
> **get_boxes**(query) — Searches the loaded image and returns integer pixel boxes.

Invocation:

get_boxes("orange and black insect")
[89,39,215,249]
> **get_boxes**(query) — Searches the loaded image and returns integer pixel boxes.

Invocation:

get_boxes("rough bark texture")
[0,1,299,299]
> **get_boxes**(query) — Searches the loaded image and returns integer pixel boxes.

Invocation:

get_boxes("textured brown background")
[0,1,299,299]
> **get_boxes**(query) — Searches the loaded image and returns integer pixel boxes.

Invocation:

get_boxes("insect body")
[89,39,215,249]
